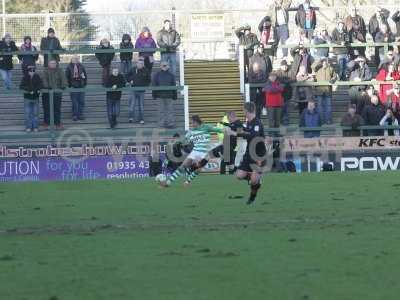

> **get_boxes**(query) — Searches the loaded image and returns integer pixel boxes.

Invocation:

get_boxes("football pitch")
[1,172,400,300]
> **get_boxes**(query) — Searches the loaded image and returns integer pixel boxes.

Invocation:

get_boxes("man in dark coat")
[119,33,134,77]
[392,10,400,37]
[362,95,386,136]
[276,60,293,125]
[40,28,63,67]
[18,36,39,76]
[95,38,115,86]
[157,20,181,77]
[235,24,259,74]
[295,0,317,39]
[0,33,18,89]
[105,67,126,129]
[341,104,364,137]
[344,7,367,58]
[331,21,352,80]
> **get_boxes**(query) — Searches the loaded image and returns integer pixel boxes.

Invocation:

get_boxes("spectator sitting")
[300,100,322,138]
[135,27,157,73]
[312,57,337,124]
[41,60,67,130]
[20,66,43,132]
[375,62,400,106]
[344,6,367,59]
[295,0,317,39]
[258,16,278,57]
[65,55,87,121]
[361,95,385,136]
[341,104,363,137]
[152,61,177,129]
[386,84,400,108]
[331,21,352,80]
[0,33,18,90]
[126,58,151,124]
[355,85,377,115]
[392,10,400,37]
[379,108,399,136]
[276,60,293,125]
[119,33,134,77]
[40,28,62,68]
[235,24,259,75]
[105,67,125,129]
[156,20,181,77]
[248,45,271,119]
[95,38,115,86]
[375,24,396,66]
[348,56,372,108]
[311,28,331,60]
[267,0,292,58]
[262,71,284,130]
[18,36,39,76]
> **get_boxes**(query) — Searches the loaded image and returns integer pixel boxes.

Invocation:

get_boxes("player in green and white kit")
[160,115,224,187]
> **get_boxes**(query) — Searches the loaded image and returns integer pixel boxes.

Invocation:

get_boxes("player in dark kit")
[226,102,267,204]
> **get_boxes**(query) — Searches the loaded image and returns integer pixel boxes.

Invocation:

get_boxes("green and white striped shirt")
[185,124,223,153]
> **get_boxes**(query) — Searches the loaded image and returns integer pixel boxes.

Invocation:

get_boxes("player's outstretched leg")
[247,172,262,205]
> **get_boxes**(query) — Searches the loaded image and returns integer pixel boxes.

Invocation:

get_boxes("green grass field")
[1,172,400,300]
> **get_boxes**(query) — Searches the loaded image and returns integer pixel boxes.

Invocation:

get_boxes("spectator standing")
[20,66,43,132]
[344,7,367,58]
[361,95,385,136]
[235,24,259,75]
[119,34,134,77]
[258,16,278,57]
[341,104,364,137]
[379,108,399,136]
[300,100,322,138]
[152,61,177,129]
[157,20,181,77]
[263,72,284,130]
[348,56,372,108]
[105,67,125,129]
[375,25,396,66]
[392,10,400,37]
[375,62,400,105]
[311,28,331,60]
[18,36,39,76]
[295,0,317,39]
[312,58,337,124]
[331,21,352,80]
[369,8,391,41]
[276,60,293,125]
[40,28,62,68]
[248,45,272,119]
[268,0,292,58]
[65,56,87,121]
[0,33,18,90]
[95,38,115,86]
[126,58,151,124]
[387,84,400,108]
[135,27,157,73]
[355,85,377,115]
[42,60,67,130]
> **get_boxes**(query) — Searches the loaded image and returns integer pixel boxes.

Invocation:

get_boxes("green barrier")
[0,48,166,56]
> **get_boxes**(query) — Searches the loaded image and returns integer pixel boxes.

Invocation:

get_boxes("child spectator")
[95,38,115,86]
[40,28,62,67]
[300,100,322,138]
[105,67,125,129]
[157,20,181,77]
[341,104,363,137]
[263,71,284,130]
[65,56,87,121]
[126,58,151,124]
[20,66,43,132]
[18,36,39,76]
[119,34,133,77]
[0,33,18,90]
[135,27,157,72]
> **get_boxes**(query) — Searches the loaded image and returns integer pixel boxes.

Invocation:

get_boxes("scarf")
[73,64,80,79]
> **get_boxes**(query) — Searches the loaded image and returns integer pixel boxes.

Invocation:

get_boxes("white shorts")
[187,150,208,162]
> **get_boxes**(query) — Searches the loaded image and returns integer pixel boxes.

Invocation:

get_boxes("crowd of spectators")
[0,20,181,131]
[238,1,400,137]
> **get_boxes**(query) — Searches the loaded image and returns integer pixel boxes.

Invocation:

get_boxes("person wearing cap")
[42,59,67,130]
[235,24,259,76]
[312,57,338,124]
[295,0,317,39]
[65,55,88,121]
[105,67,126,129]
[157,20,181,77]
[344,6,367,59]
[331,21,352,80]
[152,61,177,129]
[0,33,18,90]
[20,66,43,132]
[18,36,39,76]
[276,59,294,125]
[340,104,364,137]
[126,58,151,124]
[40,28,62,68]
[119,33,134,77]
[300,99,322,138]
[267,0,292,58]
[258,16,278,57]
[263,71,284,131]
[135,27,157,73]
[95,38,115,86]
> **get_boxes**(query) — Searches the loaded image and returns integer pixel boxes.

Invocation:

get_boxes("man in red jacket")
[262,72,284,132]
